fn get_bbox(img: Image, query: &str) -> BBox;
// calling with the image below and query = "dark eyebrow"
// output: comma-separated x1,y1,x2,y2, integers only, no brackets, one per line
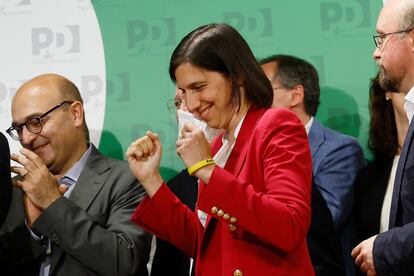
188,81,207,88
178,81,207,92
12,113,42,126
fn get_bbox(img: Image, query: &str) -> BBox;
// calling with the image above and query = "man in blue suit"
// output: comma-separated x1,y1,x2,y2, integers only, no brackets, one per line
352,1,414,275
261,55,365,276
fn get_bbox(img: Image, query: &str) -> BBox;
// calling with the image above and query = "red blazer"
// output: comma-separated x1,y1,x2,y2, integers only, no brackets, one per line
132,107,314,276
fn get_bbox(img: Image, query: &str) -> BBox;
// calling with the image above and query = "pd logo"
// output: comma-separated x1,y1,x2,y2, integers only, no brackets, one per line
0,0,31,14
131,124,166,145
223,9,273,38
80,75,105,107
106,72,131,102
32,25,80,60
0,80,24,114
320,0,371,33
0,0,30,9
127,18,176,55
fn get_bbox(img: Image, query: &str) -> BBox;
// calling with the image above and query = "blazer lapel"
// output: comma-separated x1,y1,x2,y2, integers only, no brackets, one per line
67,146,110,211
200,107,266,230
224,107,266,176
308,119,325,160
389,119,414,227
50,145,110,273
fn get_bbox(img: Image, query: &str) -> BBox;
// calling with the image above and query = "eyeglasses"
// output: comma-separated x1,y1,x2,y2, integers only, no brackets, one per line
6,101,73,141
373,28,413,50
167,98,182,112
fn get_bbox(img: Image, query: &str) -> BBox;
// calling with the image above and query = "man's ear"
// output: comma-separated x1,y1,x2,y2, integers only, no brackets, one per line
70,101,84,128
409,30,414,52
290,84,305,107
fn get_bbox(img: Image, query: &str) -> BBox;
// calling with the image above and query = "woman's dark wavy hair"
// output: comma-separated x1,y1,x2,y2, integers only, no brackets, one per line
368,73,398,160
169,23,273,109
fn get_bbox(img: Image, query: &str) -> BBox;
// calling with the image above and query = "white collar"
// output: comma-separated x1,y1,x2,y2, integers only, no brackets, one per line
304,116,314,135
404,86,414,124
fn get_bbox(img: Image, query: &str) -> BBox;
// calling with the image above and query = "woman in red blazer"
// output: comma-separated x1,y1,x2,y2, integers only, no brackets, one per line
127,23,314,276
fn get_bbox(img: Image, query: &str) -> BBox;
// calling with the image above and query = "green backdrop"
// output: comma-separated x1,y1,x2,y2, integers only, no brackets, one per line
94,0,382,180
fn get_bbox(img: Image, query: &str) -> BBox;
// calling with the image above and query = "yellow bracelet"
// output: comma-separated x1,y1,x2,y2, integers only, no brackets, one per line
188,159,215,176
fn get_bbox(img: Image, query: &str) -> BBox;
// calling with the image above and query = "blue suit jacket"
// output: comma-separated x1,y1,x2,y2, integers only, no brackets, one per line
308,119,365,276
374,117,414,275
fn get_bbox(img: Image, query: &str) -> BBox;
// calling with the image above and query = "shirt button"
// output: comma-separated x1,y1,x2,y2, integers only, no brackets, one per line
51,234,59,245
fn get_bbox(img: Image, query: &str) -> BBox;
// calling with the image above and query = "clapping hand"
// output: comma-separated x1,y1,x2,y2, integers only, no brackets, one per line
126,131,163,197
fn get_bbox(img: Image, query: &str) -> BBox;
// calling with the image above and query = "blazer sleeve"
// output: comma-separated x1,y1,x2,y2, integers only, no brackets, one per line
314,136,365,230
32,163,152,276
132,183,201,258
198,108,312,252
373,223,414,275
0,187,45,273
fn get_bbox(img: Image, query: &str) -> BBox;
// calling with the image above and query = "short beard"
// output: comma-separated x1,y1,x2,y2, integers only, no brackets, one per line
378,64,400,92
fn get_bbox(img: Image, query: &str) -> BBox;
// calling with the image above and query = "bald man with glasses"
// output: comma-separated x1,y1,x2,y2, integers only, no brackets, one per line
0,74,151,276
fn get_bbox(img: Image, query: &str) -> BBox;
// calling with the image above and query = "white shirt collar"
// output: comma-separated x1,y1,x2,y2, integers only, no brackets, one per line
404,86,414,124
62,144,93,198
304,116,314,135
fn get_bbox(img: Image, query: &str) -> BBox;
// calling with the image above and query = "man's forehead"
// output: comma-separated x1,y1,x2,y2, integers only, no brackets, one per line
377,13,396,32
261,61,278,79
11,89,60,122
377,1,405,32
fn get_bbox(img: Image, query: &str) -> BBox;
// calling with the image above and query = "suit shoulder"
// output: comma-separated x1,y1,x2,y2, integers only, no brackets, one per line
97,155,138,185
0,132,7,144
258,107,302,128
105,156,130,169
321,125,362,149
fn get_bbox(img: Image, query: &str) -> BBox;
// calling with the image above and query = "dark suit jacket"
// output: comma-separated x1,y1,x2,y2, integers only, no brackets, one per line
374,116,414,275
309,119,365,276
0,145,151,276
0,133,11,228
354,158,392,242
151,169,197,276
308,181,345,276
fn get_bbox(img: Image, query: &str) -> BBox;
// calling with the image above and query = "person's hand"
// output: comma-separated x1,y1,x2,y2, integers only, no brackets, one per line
176,123,211,166
11,148,62,210
126,131,163,197
352,235,377,276
23,195,42,227
176,123,214,181
22,184,67,227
